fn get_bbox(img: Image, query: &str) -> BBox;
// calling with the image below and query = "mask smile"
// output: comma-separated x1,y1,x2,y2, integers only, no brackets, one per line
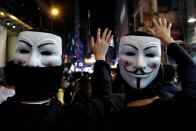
123,65,153,78
130,73,148,78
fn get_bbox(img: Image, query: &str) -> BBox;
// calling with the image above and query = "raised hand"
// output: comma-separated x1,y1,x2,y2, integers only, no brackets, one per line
148,18,174,45
90,28,113,60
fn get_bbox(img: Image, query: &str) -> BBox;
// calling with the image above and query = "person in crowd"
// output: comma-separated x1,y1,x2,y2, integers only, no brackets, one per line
0,69,15,104
158,64,181,99
91,18,196,130
0,28,113,131
70,76,92,104
57,76,67,105
0,82,15,104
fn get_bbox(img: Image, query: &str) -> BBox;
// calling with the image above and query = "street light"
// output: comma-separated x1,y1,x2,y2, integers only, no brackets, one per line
51,8,59,16
50,7,59,29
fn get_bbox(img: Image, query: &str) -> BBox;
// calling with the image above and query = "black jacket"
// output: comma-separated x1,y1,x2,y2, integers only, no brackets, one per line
0,61,113,131
94,43,196,130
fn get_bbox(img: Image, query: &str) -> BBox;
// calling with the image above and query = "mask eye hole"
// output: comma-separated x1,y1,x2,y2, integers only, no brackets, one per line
126,52,135,56
41,51,52,56
19,49,30,54
146,53,155,57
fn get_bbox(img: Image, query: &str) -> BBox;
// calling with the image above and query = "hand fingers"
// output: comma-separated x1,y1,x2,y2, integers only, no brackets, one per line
153,18,159,28
158,18,163,27
102,28,108,40
163,18,167,27
105,30,112,42
147,28,155,35
168,23,172,29
96,28,101,40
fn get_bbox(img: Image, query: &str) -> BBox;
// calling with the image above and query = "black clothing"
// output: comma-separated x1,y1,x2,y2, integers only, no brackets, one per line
94,43,196,130
158,82,181,99
0,60,112,131
4,61,64,101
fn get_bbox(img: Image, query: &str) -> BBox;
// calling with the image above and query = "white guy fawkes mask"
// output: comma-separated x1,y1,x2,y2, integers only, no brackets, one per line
119,35,161,90
14,31,62,67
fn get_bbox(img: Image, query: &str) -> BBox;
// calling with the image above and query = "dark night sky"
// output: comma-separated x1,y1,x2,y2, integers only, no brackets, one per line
79,0,115,34
1,0,116,37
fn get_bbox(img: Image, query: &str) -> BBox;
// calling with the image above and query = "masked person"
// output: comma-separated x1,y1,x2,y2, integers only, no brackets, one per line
0,29,113,131
92,18,196,130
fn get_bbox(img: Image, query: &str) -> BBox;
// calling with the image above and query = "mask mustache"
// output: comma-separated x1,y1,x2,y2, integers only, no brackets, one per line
133,68,146,75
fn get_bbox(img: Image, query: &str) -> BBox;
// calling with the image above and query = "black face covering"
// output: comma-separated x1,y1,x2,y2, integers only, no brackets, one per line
4,61,63,101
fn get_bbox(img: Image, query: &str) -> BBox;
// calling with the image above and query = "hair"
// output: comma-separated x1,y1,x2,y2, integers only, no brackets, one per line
125,31,154,37
28,28,62,38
